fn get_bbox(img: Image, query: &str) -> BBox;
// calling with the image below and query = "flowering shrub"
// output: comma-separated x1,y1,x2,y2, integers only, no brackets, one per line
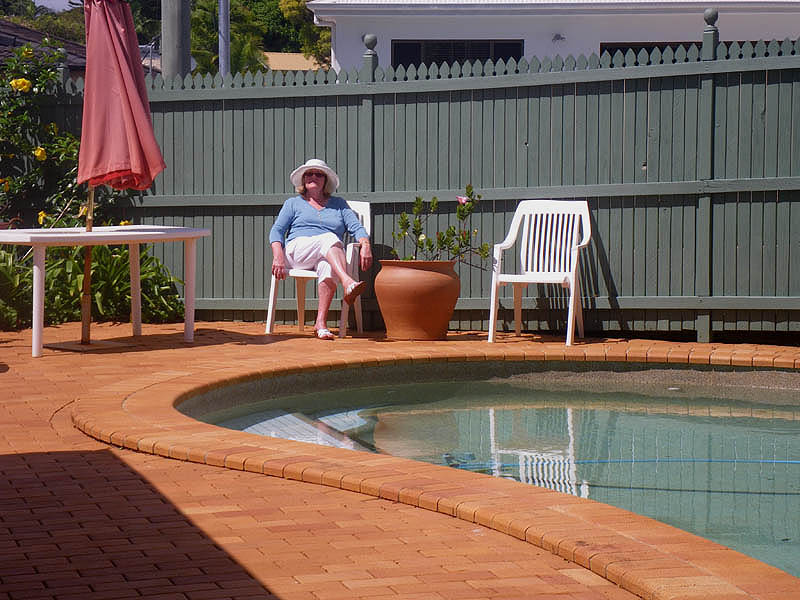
0,43,184,331
391,184,490,263
0,40,128,225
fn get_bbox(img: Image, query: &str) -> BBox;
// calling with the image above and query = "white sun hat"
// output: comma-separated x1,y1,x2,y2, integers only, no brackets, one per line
290,158,340,195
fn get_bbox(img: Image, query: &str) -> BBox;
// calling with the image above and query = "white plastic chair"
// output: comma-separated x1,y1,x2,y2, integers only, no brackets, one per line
488,200,591,345
265,200,371,338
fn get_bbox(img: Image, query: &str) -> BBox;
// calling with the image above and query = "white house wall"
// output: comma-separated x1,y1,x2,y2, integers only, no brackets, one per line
325,12,800,72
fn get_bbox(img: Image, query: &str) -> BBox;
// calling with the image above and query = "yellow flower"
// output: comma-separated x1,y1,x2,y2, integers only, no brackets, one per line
33,147,46,161
119,220,132,226
38,210,47,225
22,47,33,59
0,177,8,192
10,78,32,93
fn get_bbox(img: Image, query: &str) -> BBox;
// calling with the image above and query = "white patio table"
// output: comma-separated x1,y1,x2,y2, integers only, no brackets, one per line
0,225,211,357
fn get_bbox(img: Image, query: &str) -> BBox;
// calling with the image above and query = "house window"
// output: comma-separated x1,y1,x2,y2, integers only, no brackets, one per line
391,39,523,68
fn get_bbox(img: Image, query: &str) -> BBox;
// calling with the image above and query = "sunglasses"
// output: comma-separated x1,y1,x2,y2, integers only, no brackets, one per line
304,171,326,179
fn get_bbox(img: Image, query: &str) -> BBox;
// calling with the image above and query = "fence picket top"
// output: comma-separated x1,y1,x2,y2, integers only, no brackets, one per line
213,72,223,88
517,56,530,73
637,47,650,65
576,54,588,70
779,38,794,55
754,40,768,57
183,72,194,89
348,67,359,82
767,40,781,56
650,47,663,66
428,62,439,79
203,72,213,88
541,56,553,72
484,57,496,75
687,44,700,61
564,55,577,71
253,70,264,86
495,57,507,75
661,46,674,65
243,71,254,86
612,50,625,68
741,41,755,58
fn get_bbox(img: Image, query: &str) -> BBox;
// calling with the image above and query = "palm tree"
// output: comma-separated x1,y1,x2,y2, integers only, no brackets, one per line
191,0,266,76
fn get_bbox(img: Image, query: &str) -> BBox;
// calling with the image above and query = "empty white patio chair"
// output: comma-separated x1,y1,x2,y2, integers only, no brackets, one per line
265,200,371,338
488,199,591,345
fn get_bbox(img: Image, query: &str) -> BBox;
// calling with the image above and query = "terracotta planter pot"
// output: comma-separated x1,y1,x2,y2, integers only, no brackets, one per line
374,259,460,340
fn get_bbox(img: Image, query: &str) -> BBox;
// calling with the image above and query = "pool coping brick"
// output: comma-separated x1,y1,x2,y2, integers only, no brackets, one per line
2,321,799,600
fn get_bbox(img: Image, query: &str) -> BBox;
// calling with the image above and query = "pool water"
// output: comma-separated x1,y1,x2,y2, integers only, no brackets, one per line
214,378,800,577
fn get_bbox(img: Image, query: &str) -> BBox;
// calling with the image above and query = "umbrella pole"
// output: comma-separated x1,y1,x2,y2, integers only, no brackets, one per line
80,186,95,344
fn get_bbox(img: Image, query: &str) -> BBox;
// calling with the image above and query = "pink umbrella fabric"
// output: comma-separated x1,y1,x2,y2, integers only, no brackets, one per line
77,0,165,190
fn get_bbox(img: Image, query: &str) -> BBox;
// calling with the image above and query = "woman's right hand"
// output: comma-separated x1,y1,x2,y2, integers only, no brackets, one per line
271,242,287,280
271,258,287,280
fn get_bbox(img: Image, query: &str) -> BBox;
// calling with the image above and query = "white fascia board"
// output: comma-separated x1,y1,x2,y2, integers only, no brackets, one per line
308,1,800,18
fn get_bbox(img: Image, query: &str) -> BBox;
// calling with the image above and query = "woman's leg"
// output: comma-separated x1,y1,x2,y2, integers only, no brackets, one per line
315,278,337,331
324,243,357,289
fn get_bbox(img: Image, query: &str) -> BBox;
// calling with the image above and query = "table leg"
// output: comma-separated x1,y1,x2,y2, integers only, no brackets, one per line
183,238,197,342
32,246,45,358
129,243,141,336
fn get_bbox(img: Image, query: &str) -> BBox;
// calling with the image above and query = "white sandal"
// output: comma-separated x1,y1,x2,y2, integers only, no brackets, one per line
315,328,335,340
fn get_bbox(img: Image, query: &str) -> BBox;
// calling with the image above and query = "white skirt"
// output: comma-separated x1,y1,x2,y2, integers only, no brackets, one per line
285,232,342,284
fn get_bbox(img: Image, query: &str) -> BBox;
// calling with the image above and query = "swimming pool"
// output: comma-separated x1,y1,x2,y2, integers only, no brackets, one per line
187,361,800,578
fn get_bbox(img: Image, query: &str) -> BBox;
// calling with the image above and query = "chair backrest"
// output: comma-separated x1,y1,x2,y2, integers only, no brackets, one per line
346,200,371,236
510,200,591,276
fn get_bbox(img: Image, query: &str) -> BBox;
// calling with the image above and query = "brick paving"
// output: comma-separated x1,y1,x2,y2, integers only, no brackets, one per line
2,321,799,600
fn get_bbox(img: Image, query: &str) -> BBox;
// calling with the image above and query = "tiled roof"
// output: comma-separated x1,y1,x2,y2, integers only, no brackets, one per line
0,18,86,71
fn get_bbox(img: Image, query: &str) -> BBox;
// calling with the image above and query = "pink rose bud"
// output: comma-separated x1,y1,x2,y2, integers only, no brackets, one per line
456,195,469,205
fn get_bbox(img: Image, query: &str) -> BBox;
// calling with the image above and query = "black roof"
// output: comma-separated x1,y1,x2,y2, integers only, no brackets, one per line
0,18,86,73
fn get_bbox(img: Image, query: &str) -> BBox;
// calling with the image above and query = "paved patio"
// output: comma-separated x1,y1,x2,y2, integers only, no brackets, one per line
1,320,799,600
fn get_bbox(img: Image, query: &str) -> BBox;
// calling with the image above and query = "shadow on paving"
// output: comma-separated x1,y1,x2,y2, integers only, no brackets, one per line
0,449,276,599
38,326,285,355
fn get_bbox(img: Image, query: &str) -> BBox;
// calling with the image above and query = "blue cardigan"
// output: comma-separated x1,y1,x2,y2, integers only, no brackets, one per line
269,195,368,246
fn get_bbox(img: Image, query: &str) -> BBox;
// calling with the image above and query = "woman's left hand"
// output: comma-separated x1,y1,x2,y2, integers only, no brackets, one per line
359,238,373,271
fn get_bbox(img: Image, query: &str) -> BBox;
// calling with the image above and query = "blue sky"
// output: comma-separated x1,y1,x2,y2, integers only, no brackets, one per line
36,0,73,12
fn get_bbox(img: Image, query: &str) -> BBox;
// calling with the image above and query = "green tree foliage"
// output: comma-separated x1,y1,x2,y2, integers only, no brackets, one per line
0,42,184,330
278,0,330,67
128,0,162,45
0,0,38,17
4,8,86,44
245,0,300,53
191,0,267,75
0,41,88,223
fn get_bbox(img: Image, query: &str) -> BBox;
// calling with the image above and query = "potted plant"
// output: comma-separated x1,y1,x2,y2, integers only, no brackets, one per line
375,184,490,340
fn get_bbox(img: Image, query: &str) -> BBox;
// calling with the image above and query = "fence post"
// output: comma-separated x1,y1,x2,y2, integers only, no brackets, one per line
696,8,719,343
359,34,378,192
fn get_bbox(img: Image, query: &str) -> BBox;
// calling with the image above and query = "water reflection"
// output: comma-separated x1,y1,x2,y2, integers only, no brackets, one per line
359,397,799,577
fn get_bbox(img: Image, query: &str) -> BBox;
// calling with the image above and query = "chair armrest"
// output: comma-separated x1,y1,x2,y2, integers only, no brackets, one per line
345,241,360,273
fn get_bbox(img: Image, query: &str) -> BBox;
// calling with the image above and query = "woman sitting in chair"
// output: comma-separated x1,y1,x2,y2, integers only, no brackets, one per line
269,159,372,340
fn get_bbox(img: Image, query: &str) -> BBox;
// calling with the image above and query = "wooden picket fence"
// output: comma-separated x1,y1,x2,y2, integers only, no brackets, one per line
54,13,800,341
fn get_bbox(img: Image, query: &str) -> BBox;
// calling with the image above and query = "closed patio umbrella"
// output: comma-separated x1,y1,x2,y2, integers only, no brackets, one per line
76,0,166,343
